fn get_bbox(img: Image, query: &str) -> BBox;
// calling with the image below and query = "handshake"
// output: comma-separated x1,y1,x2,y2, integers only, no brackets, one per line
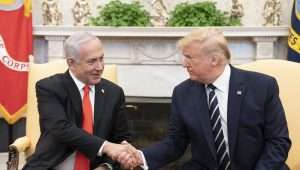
102,140,144,170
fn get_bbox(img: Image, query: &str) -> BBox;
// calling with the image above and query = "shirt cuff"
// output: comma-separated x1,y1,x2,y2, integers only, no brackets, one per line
98,140,107,156
138,150,149,170
100,163,113,170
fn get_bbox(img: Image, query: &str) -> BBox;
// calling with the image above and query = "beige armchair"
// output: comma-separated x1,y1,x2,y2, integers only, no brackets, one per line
238,59,300,170
7,59,117,170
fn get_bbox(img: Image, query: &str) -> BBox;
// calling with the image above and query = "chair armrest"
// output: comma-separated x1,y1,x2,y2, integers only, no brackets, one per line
9,136,31,153
7,136,31,170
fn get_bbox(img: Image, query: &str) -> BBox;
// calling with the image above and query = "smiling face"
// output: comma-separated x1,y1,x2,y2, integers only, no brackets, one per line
68,38,104,85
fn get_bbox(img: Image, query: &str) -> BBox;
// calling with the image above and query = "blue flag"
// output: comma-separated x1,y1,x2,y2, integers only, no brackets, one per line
288,0,300,62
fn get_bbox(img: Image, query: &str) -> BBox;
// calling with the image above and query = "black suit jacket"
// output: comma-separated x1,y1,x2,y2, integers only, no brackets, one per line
143,66,291,170
23,71,130,170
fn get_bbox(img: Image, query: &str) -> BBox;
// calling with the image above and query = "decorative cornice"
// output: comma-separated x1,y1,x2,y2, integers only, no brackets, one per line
33,26,289,37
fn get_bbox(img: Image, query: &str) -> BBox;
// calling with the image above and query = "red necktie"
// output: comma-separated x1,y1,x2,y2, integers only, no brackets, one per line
74,85,93,170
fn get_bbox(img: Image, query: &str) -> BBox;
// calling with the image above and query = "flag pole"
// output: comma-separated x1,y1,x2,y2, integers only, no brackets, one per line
8,123,13,146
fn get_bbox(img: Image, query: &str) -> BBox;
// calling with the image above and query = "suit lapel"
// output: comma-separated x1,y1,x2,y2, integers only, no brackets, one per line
62,71,83,126
94,81,106,132
63,72,107,132
191,82,216,159
227,66,246,158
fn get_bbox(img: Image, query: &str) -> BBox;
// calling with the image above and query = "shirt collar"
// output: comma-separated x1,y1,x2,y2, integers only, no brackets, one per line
69,70,95,93
211,64,231,93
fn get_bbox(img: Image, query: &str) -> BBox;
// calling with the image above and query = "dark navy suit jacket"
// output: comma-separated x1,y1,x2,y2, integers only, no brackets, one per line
143,66,291,170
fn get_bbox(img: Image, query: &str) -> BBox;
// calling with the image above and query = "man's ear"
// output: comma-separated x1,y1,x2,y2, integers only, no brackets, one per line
66,58,75,67
211,55,219,66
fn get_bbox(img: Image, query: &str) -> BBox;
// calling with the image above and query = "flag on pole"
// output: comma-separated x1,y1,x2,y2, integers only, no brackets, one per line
0,0,32,124
288,0,300,62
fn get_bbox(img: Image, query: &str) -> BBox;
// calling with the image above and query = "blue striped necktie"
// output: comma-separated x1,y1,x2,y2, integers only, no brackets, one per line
207,84,231,170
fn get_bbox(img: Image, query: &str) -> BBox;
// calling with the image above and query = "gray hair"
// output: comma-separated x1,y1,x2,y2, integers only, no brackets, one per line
64,32,98,61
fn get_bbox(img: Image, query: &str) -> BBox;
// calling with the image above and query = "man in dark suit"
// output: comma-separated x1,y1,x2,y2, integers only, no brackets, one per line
23,32,134,170
118,28,291,170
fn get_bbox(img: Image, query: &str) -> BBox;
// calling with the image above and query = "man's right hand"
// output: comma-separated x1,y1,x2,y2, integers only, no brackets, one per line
102,141,142,169
102,141,129,160
117,141,143,169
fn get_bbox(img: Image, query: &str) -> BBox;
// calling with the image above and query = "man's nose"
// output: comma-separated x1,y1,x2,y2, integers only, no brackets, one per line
95,61,104,70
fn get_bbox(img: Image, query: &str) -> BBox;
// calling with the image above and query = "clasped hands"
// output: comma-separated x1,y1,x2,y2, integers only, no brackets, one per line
103,141,143,169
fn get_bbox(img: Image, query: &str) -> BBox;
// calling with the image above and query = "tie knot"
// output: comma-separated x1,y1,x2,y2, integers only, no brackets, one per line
83,85,90,94
207,84,216,90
